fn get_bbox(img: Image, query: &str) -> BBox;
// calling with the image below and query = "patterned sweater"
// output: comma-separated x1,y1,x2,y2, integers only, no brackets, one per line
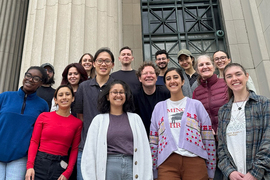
150,98,216,179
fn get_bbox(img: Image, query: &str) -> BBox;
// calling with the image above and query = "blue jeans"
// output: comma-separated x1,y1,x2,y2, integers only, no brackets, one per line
106,154,133,180
0,157,27,180
77,150,83,180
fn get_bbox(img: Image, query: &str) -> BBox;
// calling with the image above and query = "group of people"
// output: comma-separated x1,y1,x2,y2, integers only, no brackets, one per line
0,46,269,180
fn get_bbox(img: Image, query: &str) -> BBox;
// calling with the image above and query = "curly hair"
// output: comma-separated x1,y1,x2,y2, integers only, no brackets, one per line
61,63,88,85
97,80,135,113
136,61,159,78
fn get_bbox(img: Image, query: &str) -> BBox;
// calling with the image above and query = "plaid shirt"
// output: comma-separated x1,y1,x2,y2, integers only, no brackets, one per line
217,91,270,180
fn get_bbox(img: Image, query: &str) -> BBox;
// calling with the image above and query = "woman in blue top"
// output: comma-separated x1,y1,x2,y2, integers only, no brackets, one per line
0,66,49,180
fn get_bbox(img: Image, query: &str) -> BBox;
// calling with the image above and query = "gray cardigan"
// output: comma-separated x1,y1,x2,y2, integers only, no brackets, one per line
182,72,198,98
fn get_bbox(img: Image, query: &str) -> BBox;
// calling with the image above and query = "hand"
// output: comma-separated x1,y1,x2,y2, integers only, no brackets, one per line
25,168,35,180
57,174,67,180
229,171,245,180
243,172,257,180
208,178,213,180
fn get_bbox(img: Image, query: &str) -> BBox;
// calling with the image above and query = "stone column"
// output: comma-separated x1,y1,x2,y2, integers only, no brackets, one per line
20,0,122,87
0,0,29,93
220,0,270,97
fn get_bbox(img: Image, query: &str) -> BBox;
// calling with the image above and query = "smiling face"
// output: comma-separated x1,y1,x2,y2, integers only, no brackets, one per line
197,56,215,80
178,54,194,71
119,49,134,66
54,87,74,109
165,70,185,94
67,67,80,85
213,51,231,71
155,54,169,70
22,69,43,94
138,66,157,88
94,52,114,76
81,54,93,72
224,65,249,93
108,84,126,109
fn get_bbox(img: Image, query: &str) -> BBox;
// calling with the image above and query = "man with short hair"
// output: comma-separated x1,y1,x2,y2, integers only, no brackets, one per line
110,46,141,93
73,47,115,180
133,62,170,135
155,50,170,85
36,63,55,109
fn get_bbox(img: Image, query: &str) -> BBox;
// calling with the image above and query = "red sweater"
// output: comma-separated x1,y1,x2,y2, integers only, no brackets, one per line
192,74,228,132
27,111,82,179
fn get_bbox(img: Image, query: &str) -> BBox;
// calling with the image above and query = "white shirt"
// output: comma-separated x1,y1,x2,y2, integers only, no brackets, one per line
167,97,197,157
227,101,247,174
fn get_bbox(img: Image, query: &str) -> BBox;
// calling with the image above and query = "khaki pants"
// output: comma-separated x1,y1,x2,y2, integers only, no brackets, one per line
158,153,208,180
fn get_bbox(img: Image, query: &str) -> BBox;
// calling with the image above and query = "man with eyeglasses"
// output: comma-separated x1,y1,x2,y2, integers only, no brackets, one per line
36,63,55,109
73,47,115,180
110,46,141,93
133,62,170,135
155,50,170,85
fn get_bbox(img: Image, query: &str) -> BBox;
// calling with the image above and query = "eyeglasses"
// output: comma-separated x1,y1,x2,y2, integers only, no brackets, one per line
214,56,227,62
156,57,167,61
110,91,125,96
95,59,112,65
24,73,42,83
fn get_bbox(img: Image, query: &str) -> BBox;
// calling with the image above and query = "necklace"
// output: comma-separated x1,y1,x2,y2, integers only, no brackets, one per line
234,93,249,110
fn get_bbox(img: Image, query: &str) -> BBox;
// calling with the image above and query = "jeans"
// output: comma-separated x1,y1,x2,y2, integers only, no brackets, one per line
34,151,68,180
0,157,27,180
77,150,83,180
106,154,133,180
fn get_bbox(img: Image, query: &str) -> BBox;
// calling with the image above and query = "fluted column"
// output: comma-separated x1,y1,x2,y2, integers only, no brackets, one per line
20,0,122,87
0,0,29,93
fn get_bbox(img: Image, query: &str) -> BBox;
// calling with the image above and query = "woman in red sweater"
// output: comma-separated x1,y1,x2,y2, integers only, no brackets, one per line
25,84,83,180
192,54,228,180
193,54,228,136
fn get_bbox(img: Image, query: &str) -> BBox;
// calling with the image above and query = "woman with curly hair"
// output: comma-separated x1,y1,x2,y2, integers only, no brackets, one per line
81,80,152,180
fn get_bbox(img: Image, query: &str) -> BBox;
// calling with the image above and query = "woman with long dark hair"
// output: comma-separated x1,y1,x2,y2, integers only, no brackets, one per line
50,63,88,114
81,80,152,180
79,53,95,79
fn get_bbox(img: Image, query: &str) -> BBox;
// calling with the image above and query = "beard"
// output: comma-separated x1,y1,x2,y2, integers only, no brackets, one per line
158,63,168,70
44,76,55,85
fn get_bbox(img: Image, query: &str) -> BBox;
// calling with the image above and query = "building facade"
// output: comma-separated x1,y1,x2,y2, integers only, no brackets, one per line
0,0,270,97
